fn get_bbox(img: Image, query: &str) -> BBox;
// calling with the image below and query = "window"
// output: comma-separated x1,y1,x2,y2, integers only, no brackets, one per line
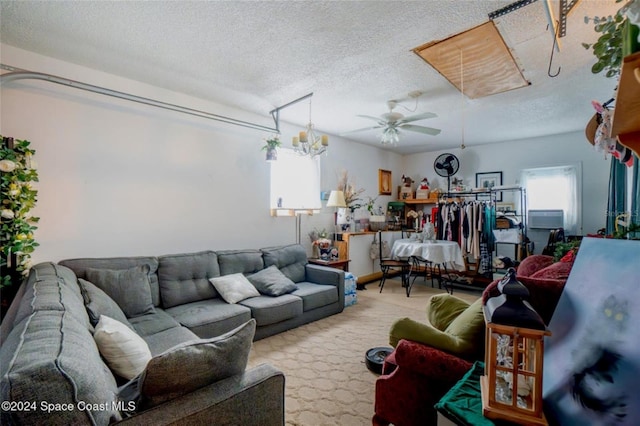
521,164,581,235
270,149,321,215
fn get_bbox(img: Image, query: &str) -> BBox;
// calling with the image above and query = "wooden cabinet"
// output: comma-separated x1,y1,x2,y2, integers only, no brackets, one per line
335,231,402,284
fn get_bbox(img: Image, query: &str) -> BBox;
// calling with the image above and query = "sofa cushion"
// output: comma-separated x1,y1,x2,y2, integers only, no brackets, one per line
239,294,303,326
529,260,573,281
444,298,485,348
158,251,220,308
85,265,155,318
138,319,256,408
427,294,472,331
261,244,308,283
209,273,260,304
217,249,264,276
94,315,152,380
165,299,252,339
59,256,161,307
390,297,486,358
291,282,339,311
248,265,298,296
142,326,200,356
516,254,554,277
14,263,91,331
0,310,121,425
79,278,134,331
128,308,182,337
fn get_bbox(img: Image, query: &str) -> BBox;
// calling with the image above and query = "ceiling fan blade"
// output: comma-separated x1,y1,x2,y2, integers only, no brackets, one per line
400,124,441,136
356,114,386,124
339,125,383,136
398,111,437,124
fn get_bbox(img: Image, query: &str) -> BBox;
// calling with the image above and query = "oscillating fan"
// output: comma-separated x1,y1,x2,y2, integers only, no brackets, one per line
433,153,460,193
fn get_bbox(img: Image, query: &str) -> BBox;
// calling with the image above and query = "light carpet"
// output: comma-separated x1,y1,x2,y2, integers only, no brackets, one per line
247,279,480,426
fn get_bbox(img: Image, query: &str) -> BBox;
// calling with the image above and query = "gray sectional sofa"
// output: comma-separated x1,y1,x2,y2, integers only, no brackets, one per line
0,244,345,425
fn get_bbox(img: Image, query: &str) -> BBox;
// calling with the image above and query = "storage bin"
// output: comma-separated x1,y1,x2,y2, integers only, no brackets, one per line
492,229,521,243
345,272,357,307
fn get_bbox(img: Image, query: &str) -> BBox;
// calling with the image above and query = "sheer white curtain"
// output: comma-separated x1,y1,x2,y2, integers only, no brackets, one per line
521,164,581,235
270,148,321,212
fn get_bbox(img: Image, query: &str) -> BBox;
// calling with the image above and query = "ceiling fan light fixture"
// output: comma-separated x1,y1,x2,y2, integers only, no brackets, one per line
380,127,399,145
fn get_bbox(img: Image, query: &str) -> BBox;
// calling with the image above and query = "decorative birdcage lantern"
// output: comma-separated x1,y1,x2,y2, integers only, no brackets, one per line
480,268,551,425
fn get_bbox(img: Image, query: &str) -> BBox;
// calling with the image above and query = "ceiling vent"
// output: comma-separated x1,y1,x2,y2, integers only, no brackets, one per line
413,21,529,99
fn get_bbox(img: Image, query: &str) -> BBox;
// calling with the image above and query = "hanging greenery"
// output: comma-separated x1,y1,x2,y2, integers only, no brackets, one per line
583,0,640,77
1,136,40,288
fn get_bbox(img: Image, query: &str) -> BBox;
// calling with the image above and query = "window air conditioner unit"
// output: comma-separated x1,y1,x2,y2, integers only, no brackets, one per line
528,210,564,229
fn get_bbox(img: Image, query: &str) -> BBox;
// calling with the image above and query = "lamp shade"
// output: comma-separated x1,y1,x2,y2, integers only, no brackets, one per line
327,190,347,208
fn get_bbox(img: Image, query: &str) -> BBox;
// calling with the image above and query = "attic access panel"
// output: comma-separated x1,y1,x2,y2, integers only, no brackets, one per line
413,21,529,99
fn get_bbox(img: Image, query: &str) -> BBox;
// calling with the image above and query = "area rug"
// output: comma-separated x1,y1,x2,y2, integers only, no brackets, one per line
247,281,480,425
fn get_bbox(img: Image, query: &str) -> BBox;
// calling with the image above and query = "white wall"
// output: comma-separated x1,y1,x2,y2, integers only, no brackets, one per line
403,133,611,241
0,45,403,263
1,45,610,264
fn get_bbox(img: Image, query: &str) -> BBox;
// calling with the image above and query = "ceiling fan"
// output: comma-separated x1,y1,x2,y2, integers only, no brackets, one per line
341,100,441,145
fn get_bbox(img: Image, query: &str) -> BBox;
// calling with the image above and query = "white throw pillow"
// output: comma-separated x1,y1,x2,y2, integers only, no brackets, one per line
209,273,260,304
93,315,152,380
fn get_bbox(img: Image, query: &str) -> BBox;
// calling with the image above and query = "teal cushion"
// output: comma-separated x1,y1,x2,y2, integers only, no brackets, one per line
434,361,493,426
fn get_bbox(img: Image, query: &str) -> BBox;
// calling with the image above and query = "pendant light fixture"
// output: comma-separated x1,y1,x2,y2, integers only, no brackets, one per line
292,96,328,157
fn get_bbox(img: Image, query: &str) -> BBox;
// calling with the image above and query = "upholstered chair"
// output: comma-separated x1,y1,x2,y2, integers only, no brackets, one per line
373,254,570,426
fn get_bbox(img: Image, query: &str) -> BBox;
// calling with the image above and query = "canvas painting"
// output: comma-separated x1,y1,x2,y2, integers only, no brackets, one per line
543,237,640,425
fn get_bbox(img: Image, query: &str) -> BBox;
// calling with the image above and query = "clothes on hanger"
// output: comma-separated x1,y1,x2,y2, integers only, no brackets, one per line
435,199,495,275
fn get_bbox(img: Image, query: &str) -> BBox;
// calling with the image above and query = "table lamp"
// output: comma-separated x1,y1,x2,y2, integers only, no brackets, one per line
327,190,347,236
481,268,550,425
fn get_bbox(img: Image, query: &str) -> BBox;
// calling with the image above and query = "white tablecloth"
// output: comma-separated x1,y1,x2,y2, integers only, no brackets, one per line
390,239,466,271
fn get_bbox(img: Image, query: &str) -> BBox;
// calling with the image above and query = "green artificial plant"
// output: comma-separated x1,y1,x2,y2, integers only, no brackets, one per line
583,0,639,77
1,136,40,288
261,136,282,151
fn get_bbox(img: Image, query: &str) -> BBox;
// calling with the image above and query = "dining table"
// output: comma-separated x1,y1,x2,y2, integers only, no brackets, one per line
390,238,466,272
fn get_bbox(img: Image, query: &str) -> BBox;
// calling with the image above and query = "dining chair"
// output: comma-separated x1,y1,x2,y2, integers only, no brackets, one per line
377,231,411,296
407,256,440,295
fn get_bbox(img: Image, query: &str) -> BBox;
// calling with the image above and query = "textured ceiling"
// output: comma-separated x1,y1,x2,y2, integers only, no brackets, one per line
0,0,621,154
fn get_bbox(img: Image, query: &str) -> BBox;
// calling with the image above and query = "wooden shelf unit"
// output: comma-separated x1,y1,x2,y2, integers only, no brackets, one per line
610,52,640,156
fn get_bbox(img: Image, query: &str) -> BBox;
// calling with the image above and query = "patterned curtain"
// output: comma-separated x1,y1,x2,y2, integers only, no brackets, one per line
606,157,627,235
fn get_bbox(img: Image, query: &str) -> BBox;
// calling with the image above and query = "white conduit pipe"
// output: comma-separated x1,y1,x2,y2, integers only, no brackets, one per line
0,64,279,134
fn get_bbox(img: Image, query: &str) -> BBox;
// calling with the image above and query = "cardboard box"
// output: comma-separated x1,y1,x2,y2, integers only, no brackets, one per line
398,186,414,200
416,189,430,199
428,189,441,201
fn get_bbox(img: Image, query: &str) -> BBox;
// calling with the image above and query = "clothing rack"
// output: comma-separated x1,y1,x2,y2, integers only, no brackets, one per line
432,187,527,293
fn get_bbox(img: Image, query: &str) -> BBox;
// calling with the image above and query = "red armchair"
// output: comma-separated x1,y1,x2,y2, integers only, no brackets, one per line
373,255,569,426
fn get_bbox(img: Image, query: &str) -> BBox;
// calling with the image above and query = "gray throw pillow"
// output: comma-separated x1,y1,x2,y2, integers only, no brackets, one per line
138,319,256,408
209,273,260,304
85,265,155,318
248,265,298,296
79,278,134,330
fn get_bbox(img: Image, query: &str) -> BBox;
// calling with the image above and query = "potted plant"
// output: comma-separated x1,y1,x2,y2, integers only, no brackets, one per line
337,170,365,215
262,136,281,161
365,196,386,231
